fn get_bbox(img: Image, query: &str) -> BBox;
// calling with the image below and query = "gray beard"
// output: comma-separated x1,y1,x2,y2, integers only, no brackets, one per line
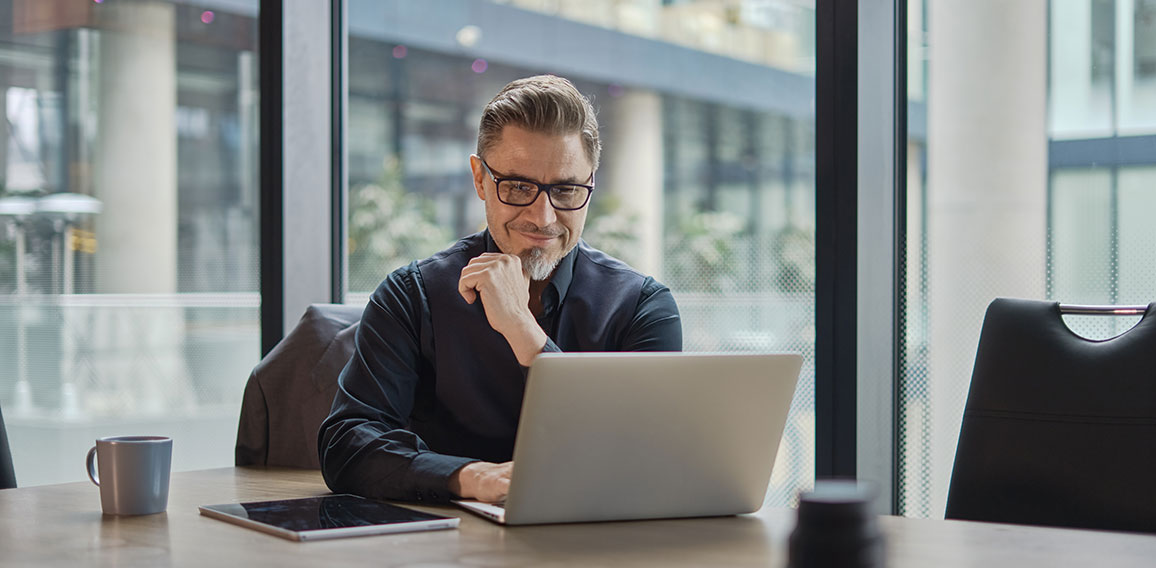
521,247,560,281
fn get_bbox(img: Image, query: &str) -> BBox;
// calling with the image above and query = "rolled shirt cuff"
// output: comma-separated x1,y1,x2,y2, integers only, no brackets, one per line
404,452,480,503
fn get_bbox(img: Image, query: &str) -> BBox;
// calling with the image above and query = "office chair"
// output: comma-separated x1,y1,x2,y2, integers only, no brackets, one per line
235,303,364,469
945,297,1156,532
1,403,15,489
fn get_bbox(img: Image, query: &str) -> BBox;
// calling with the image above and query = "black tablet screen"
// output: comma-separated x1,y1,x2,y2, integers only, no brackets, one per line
205,494,450,532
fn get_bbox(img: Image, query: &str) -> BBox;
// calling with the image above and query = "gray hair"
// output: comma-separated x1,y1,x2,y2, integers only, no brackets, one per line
476,75,601,171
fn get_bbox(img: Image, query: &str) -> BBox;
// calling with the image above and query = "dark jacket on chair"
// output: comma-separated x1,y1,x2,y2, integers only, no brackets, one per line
235,304,364,469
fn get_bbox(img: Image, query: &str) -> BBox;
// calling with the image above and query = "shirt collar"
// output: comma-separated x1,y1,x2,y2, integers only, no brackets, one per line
483,229,578,306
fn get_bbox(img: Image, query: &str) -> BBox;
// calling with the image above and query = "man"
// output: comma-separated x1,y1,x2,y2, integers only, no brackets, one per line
318,75,681,505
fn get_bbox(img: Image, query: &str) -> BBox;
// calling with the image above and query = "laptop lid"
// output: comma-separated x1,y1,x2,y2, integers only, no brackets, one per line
496,352,801,525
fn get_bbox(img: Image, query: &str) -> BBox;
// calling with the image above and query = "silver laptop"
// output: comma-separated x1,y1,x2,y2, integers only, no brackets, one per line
455,352,802,525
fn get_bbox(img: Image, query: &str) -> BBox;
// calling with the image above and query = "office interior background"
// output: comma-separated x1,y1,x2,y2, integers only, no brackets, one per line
0,0,1153,519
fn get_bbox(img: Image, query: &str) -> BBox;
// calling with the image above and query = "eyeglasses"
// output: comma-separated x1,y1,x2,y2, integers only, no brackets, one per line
479,158,595,211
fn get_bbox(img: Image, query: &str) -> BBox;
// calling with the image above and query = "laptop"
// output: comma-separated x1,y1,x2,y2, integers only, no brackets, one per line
454,351,802,525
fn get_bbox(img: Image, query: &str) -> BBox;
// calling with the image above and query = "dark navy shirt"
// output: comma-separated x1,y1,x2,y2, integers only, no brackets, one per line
318,231,682,503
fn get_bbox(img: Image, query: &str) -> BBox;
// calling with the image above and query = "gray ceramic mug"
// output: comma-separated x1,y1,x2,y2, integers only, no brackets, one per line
85,436,172,515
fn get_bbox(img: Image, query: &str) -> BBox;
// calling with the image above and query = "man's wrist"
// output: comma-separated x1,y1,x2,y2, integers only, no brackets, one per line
449,462,479,499
499,314,547,366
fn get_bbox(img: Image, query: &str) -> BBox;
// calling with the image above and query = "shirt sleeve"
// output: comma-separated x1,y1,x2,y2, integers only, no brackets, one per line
534,277,680,357
317,264,477,503
620,277,683,351
536,277,682,357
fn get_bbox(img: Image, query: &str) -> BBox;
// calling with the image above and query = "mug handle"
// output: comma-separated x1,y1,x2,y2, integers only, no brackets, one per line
85,446,100,486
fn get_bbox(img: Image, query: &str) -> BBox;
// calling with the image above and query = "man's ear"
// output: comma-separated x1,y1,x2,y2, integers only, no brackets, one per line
469,154,486,201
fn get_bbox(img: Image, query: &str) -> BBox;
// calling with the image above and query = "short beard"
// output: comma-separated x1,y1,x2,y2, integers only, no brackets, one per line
521,247,560,281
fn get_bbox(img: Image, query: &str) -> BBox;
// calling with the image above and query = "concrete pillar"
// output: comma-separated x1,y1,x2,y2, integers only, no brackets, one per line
79,2,189,417
92,1,177,294
925,0,1048,517
601,89,664,277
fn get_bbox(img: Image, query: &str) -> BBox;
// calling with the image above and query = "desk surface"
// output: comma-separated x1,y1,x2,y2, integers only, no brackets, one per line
2,467,1156,567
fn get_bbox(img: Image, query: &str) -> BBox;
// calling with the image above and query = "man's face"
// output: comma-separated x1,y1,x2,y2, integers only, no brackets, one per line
471,125,593,281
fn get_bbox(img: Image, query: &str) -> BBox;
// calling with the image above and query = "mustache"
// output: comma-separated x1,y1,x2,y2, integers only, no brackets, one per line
508,222,564,238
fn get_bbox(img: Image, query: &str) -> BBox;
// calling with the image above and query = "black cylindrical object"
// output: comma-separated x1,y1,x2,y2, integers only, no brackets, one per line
788,480,885,568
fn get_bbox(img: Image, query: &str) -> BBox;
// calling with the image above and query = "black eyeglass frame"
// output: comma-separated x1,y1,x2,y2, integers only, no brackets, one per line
479,158,595,211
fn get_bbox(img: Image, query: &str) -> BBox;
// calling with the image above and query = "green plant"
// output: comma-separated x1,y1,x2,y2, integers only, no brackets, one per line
665,210,745,293
770,225,814,293
347,160,451,293
581,193,641,267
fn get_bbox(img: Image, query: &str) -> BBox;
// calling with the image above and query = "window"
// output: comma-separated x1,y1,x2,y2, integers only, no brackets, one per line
900,0,1156,517
0,0,260,485
344,0,817,506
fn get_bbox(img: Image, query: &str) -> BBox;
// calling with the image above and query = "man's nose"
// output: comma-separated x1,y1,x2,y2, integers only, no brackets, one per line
522,190,557,227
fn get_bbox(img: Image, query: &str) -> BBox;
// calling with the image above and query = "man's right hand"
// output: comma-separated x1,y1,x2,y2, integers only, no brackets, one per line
449,461,513,503
458,253,548,366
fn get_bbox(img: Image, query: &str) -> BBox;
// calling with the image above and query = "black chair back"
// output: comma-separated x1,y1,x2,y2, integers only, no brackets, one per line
0,404,15,489
945,297,1156,532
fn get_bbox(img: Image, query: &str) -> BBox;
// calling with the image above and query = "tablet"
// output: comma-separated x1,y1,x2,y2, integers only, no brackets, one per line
199,494,460,541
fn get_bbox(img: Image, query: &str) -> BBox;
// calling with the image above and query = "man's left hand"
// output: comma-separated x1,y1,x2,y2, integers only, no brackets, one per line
458,252,547,366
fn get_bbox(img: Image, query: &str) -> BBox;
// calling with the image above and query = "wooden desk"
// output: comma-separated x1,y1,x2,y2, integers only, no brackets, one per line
2,467,1156,567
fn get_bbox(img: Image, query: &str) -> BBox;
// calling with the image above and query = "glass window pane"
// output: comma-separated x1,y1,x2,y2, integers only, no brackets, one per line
1050,0,1115,138
1120,0,1156,131
1118,166,1156,300
346,0,816,507
902,0,1156,518
1050,169,1113,304
0,1,260,486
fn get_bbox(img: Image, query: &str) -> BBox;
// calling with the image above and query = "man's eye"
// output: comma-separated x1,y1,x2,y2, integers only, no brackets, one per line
509,182,536,193
553,186,581,197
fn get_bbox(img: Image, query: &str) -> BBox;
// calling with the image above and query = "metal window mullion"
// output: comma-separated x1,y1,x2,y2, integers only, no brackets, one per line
331,0,348,304
815,0,859,481
890,0,907,516
261,0,336,354
259,0,285,356
855,0,902,515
